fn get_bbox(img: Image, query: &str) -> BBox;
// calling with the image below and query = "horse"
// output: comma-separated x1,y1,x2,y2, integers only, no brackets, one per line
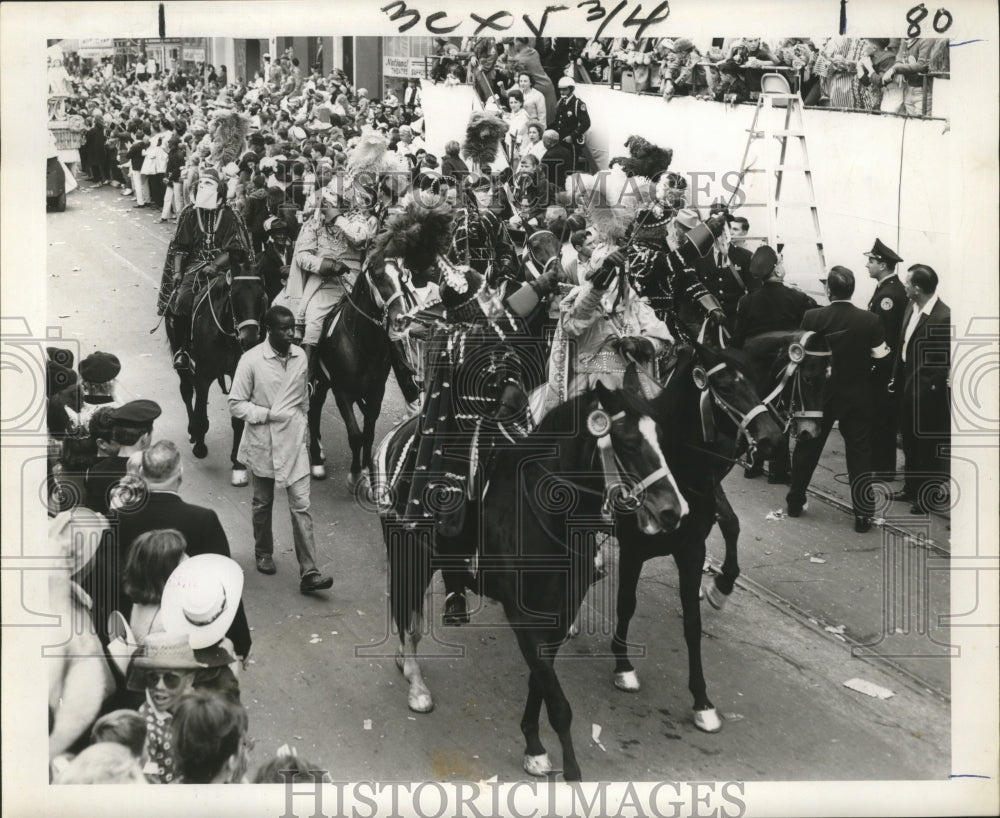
165,248,266,486
607,339,785,731
705,329,831,603
376,365,688,782
307,256,422,490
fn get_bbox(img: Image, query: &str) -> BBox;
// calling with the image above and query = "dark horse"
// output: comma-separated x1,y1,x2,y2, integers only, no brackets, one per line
376,366,687,781
307,257,421,490
165,248,266,486
607,340,784,732
705,329,832,608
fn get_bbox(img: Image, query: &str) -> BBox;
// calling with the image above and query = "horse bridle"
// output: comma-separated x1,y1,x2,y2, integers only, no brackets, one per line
759,330,830,436
692,358,770,452
344,261,419,330
588,407,673,516
201,270,264,338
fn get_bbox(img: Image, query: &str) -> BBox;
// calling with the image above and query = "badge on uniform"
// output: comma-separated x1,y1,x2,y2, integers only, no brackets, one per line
880,297,894,311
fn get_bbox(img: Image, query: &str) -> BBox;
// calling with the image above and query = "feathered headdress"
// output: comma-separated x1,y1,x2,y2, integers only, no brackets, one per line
346,130,410,202
566,168,654,243
208,109,251,168
609,135,673,182
370,201,455,282
461,111,508,169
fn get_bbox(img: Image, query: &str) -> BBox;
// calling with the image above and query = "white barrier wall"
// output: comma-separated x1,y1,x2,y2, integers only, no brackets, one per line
576,85,951,306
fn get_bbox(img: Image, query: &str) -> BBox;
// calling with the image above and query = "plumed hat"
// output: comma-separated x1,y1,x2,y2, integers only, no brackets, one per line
567,168,651,243
371,200,455,281
611,135,674,182
461,111,508,168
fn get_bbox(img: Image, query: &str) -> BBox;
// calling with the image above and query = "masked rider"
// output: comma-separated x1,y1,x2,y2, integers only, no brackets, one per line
275,183,378,390
159,167,255,371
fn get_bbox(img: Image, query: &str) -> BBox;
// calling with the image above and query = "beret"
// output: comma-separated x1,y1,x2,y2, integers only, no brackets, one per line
79,351,121,383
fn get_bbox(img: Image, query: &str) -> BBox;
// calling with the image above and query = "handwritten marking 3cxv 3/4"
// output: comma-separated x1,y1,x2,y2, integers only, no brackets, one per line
380,0,671,40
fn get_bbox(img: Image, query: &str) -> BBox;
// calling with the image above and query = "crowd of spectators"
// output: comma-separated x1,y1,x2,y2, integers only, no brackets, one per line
424,36,949,117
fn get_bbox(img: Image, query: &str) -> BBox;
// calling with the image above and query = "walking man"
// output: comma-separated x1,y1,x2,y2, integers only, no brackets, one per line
228,305,333,594
786,267,891,533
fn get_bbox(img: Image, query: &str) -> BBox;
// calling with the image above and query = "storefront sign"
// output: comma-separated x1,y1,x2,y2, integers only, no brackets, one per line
382,55,427,78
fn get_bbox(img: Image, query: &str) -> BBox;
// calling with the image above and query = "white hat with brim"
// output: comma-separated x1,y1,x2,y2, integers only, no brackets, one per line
160,554,243,649
49,508,110,582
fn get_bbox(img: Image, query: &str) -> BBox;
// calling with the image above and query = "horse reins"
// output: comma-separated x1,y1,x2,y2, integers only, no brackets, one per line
758,331,830,435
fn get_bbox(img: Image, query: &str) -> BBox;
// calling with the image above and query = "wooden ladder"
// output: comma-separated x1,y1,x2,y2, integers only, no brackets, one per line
735,89,826,276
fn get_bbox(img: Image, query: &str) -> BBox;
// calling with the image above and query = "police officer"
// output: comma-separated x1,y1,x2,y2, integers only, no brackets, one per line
733,245,817,482
864,238,907,478
786,267,890,532
553,76,590,171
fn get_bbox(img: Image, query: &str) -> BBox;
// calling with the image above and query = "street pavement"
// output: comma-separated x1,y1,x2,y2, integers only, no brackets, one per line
42,185,952,782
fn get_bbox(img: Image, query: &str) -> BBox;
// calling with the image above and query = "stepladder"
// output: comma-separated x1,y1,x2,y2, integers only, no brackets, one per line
734,84,826,287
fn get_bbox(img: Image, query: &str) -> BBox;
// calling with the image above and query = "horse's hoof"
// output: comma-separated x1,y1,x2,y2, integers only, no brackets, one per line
346,472,367,493
230,469,248,488
523,753,553,777
408,687,434,713
395,651,405,672
311,464,327,480
192,443,208,459
567,623,580,638
706,582,729,611
614,670,641,692
693,707,722,733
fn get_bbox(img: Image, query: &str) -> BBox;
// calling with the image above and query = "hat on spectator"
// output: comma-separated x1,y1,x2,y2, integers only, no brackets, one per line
130,631,235,674
79,351,121,383
672,38,696,52
558,76,576,89
110,399,161,428
49,507,110,582
289,125,307,142
750,245,779,279
160,554,244,649
863,238,903,266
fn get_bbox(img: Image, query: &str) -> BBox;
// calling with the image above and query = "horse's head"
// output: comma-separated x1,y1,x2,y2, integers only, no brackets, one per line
227,249,266,350
523,230,565,285
592,367,688,535
784,330,830,441
370,258,421,336
692,341,783,459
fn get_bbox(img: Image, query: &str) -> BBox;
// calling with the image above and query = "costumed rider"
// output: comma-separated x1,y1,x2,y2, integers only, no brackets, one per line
544,170,675,416
158,166,255,371
387,202,567,625
449,171,520,290
624,197,726,344
274,177,378,391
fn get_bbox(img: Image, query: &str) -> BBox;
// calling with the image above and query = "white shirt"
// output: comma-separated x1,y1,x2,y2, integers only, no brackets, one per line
902,293,939,362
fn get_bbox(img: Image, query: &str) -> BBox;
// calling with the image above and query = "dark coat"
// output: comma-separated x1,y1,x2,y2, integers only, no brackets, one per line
86,491,253,659
800,301,886,406
867,273,908,361
733,280,817,347
892,296,951,420
539,141,574,192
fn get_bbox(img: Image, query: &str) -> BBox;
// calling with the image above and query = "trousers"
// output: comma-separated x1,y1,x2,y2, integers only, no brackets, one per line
251,472,319,577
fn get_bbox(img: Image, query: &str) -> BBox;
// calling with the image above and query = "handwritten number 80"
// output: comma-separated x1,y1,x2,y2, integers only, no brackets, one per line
906,4,954,37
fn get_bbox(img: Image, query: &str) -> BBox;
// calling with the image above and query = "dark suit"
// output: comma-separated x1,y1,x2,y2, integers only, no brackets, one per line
85,491,253,658
83,455,128,516
694,248,751,334
539,141,574,195
552,93,590,170
892,297,951,503
867,273,909,475
732,280,818,348
788,301,887,519
729,245,753,289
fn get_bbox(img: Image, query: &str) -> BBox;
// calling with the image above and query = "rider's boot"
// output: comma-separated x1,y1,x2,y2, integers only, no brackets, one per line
303,344,318,397
172,314,193,372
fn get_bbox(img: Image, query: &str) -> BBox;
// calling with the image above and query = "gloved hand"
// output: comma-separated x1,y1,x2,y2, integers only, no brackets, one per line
319,258,348,277
172,272,183,285
588,250,624,291
531,266,564,298
618,336,656,363
707,307,726,327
